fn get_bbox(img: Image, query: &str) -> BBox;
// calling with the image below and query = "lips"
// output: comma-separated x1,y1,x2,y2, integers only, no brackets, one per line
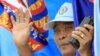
59,42,70,47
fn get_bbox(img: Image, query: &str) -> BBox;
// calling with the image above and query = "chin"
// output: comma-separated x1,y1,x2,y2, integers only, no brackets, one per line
61,50,75,56
59,45,76,56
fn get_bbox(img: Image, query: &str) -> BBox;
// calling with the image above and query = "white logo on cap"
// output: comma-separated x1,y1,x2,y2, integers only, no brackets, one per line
59,6,68,15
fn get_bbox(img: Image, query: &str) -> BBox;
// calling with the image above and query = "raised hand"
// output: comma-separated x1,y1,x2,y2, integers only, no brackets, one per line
11,9,33,47
72,24,94,56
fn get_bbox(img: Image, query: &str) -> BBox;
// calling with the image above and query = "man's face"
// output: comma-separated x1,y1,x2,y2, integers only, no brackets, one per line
54,22,76,56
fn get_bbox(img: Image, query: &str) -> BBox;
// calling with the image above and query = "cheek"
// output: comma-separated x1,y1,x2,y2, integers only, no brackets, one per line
66,30,73,33
54,36,60,46
54,37,58,43
66,31,73,36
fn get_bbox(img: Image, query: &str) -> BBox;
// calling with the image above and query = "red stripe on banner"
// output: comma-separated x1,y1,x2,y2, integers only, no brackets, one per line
18,0,22,3
28,37,45,52
89,0,94,3
18,0,26,7
1,1,18,10
29,1,45,15
37,16,48,33
32,15,48,33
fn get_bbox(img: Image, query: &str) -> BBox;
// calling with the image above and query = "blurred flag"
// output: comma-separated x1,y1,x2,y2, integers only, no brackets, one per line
94,0,100,56
26,0,49,52
0,3,19,56
72,0,94,56
0,0,49,56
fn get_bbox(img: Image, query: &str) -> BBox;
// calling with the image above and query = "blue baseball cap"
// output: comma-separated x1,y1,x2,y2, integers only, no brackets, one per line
44,2,74,30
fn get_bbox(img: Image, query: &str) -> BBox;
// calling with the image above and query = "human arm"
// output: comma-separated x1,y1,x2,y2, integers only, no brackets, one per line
11,9,33,56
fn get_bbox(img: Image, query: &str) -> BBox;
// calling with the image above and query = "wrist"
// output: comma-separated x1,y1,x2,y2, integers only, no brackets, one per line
79,48,92,56
17,43,29,48
17,43,32,56
13,36,29,47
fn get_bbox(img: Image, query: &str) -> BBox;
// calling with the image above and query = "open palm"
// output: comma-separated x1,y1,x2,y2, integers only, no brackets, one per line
11,9,33,46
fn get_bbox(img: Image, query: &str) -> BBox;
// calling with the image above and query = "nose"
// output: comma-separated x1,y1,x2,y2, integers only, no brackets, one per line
58,31,67,40
59,36,66,40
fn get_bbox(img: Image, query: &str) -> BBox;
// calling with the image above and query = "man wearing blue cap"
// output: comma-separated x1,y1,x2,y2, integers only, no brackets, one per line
44,2,94,56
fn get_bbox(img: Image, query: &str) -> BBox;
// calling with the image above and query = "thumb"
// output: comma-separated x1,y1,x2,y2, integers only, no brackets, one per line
28,21,34,30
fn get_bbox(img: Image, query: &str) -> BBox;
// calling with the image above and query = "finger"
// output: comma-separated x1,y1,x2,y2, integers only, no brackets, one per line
83,24,94,32
72,31,85,39
24,10,30,23
10,16,16,26
14,9,20,23
72,33,83,42
18,8,25,23
28,21,34,30
84,24,94,37
75,27,89,36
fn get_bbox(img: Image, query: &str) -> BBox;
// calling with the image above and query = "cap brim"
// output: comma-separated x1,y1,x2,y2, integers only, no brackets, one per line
43,16,73,30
